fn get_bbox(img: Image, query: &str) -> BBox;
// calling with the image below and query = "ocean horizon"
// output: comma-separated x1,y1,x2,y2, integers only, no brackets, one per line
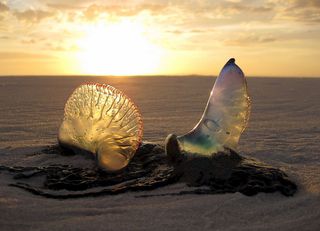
1,75,320,79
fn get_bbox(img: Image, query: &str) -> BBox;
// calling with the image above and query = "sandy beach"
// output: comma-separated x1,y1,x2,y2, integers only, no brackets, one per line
0,76,319,230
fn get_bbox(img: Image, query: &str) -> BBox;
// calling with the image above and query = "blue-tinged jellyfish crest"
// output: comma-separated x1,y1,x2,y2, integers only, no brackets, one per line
166,58,251,157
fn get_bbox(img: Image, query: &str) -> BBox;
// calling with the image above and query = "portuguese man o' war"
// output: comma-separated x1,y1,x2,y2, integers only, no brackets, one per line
58,83,143,172
0,59,297,198
165,58,251,160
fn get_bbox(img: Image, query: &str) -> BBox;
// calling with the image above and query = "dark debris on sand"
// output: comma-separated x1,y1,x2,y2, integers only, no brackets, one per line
0,143,297,199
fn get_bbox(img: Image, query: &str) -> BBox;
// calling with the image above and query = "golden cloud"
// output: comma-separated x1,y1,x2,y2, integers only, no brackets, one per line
14,9,55,23
0,2,9,12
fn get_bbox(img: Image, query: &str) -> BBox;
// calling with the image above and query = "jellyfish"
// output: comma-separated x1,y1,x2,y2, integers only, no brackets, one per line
165,58,251,161
58,83,143,172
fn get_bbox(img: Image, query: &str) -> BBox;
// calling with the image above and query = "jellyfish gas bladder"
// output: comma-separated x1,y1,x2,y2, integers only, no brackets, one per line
165,58,251,160
58,83,143,172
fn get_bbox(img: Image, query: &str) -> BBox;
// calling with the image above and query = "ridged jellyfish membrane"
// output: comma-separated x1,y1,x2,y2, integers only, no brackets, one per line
58,83,143,172
165,58,251,160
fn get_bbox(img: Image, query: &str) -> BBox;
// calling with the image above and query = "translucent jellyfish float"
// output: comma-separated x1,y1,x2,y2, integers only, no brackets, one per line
165,58,251,160
58,83,143,172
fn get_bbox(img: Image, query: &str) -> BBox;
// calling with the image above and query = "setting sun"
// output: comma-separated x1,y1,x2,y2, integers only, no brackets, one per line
76,20,163,75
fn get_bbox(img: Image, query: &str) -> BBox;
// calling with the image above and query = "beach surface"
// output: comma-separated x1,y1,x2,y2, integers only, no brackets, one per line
0,76,319,230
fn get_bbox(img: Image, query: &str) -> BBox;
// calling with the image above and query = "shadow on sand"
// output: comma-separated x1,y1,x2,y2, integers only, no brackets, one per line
0,143,297,199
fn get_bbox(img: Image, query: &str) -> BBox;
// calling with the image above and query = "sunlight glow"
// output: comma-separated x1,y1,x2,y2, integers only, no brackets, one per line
76,20,163,75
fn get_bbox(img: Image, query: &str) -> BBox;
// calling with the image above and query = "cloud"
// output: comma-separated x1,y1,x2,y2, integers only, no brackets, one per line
18,1,275,26
13,9,54,23
169,1,273,17
0,35,10,39
224,33,277,46
166,29,212,35
285,9,320,23
146,1,276,30
82,3,167,21
290,0,320,8
0,52,55,59
271,0,320,23
21,39,37,44
44,0,93,7
47,3,84,11
216,1,273,14
44,42,79,52
0,2,9,12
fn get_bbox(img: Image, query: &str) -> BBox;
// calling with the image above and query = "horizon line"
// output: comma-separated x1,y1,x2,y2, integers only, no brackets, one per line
0,74,320,78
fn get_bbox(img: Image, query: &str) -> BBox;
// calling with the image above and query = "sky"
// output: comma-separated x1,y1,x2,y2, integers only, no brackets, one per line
0,0,319,77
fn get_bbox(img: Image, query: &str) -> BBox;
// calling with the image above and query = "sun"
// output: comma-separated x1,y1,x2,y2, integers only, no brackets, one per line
76,20,163,75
